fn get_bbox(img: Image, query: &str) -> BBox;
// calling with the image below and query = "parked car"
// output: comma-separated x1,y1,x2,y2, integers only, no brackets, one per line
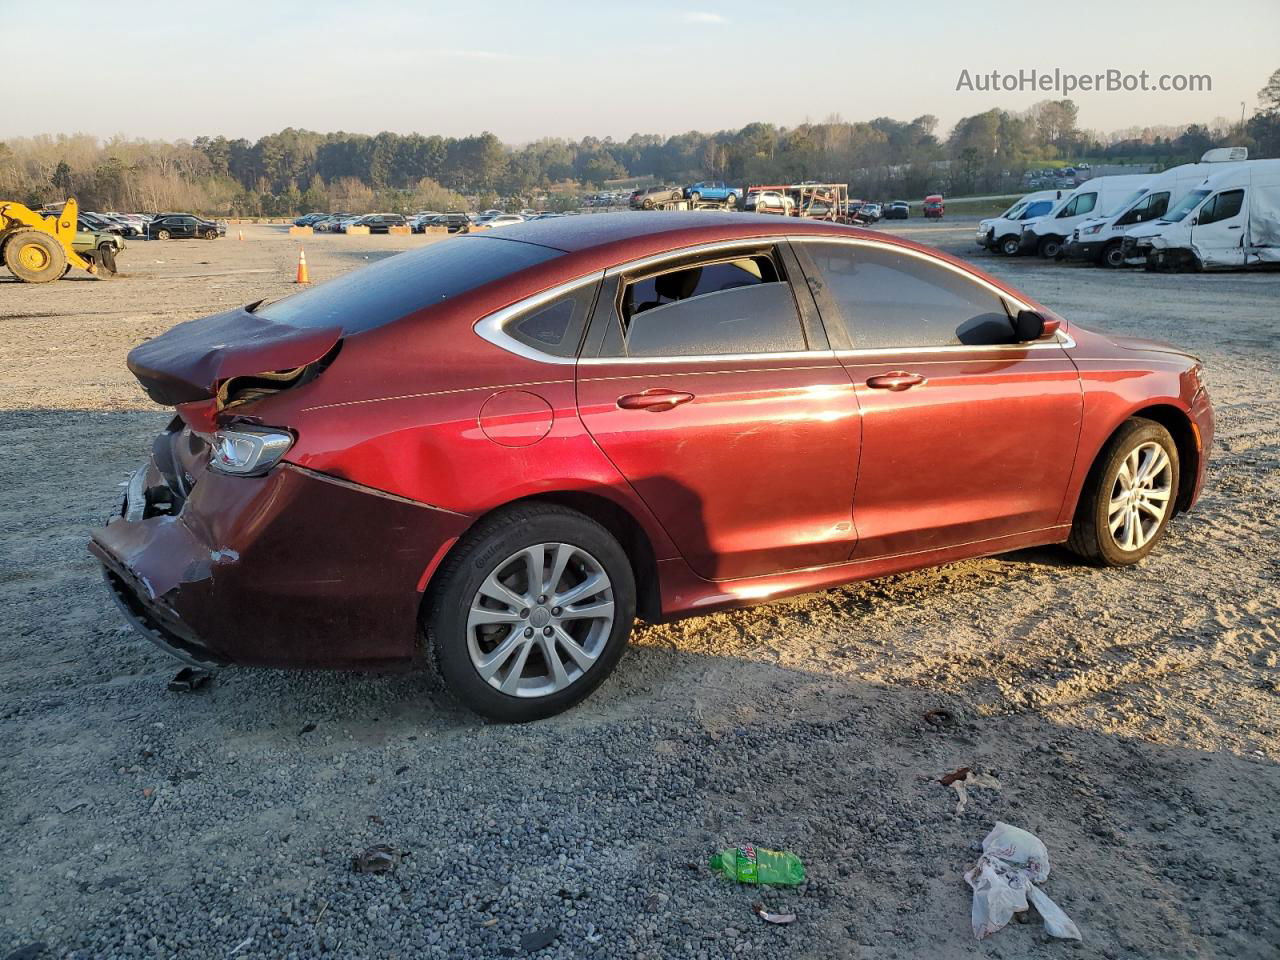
884,201,910,219
474,214,526,229
72,226,125,273
744,190,795,214
684,181,741,206
630,186,684,210
147,214,222,240
293,213,327,227
977,190,1063,255
349,214,408,234
96,212,1213,721
923,195,945,219
854,202,883,223
332,215,366,234
436,213,473,234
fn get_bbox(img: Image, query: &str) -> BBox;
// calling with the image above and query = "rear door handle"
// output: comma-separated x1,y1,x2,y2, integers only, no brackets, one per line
616,389,695,412
866,372,926,391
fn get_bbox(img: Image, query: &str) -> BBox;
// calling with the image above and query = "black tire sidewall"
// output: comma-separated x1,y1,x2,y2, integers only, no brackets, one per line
1102,242,1124,268
1039,237,1061,259
1087,420,1180,566
429,508,636,722
1000,236,1020,256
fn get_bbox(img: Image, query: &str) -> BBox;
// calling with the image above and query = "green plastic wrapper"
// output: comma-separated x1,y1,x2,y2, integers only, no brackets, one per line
708,845,805,885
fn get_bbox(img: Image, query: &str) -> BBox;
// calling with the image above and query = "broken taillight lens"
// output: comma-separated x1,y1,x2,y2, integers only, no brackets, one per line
210,427,294,476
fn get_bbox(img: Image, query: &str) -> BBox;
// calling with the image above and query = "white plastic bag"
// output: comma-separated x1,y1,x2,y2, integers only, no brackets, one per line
964,822,1081,941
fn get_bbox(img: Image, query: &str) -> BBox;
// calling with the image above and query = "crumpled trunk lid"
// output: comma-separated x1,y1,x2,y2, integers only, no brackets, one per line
127,303,342,406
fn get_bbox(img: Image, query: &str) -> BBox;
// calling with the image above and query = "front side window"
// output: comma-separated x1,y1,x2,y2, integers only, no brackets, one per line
611,252,805,358
1197,189,1244,225
1058,192,1097,218
804,241,1015,349
1117,191,1170,225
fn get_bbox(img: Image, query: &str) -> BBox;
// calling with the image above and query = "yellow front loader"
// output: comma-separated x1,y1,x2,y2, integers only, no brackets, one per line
0,197,98,283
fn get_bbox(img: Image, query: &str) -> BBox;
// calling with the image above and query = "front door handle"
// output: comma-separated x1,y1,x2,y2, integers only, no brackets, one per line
617,389,695,412
866,372,926,391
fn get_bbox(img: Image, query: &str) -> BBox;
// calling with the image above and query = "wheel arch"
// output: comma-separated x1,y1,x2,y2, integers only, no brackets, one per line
1077,403,1200,516
420,490,663,624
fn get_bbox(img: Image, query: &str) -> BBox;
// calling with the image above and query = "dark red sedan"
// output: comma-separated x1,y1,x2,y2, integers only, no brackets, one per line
91,213,1213,720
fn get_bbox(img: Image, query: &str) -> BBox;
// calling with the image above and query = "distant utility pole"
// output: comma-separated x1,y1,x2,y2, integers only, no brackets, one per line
1240,101,1246,128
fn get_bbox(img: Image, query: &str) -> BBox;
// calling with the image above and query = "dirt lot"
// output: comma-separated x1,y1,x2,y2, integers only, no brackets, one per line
1,220,1277,959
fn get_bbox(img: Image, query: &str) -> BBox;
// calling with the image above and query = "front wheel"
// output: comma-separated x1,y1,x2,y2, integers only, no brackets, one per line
425,504,636,721
205,229,218,239
999,235,1021,256
1037,236,1062,259
1067,419,1180,566
1100,241,1126,268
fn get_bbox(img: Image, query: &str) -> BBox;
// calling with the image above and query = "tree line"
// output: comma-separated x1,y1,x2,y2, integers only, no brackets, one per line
2,71,1277,216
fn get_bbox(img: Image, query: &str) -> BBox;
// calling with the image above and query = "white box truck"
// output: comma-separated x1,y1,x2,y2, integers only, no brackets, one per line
1122,158,1280,270
1064,148,1249,267
1017,175,1153,258
975,190,1065,255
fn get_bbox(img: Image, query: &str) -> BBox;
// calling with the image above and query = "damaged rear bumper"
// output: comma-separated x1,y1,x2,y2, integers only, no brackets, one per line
90,428,472,669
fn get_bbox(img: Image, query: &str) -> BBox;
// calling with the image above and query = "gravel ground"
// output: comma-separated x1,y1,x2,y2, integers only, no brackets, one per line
1,221,1277,959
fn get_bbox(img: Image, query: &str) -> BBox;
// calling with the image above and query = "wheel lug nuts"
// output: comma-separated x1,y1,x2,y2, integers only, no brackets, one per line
524,627,533,637
520,608,530,617
543,626,553,636
537,595,547,604
551,606,561,616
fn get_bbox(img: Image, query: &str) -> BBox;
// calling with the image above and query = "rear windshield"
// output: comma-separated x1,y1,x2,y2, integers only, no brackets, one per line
257,236,562,334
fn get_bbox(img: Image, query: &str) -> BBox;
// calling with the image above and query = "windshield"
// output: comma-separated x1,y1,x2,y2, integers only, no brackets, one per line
1162,189,1210,223
1001,200,1029,219
257,235,563,334
1022,200,1053,219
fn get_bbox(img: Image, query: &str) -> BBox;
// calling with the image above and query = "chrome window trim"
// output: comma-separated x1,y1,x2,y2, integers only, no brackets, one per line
834,330,1075,359
474,233,1065,365
578,350,821,367
472,273,603,366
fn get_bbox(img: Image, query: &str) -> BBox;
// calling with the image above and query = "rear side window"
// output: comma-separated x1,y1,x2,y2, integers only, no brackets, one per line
257,236,562,334
625,284,805,357
1198,189,1244,225
506,282,597,358
804,242,1014,349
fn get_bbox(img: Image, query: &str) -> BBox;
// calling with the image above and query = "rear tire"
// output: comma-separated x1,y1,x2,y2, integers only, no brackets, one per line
4,230,67,283
425,504,637,722
156,229,171,240
1067,419,1180,566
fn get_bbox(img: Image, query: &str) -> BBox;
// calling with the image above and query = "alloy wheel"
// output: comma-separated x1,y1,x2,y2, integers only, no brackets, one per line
466,542,615,698
1107,441,1173,551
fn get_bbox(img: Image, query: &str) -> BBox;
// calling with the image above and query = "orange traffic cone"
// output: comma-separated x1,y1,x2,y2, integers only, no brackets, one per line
237,229,244,241
295,247,310,284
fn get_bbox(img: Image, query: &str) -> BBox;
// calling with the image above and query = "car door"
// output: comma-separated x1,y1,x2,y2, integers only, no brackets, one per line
795,238,1083,559
576,243,861,581
178,217,196,238
1191,188,1246,267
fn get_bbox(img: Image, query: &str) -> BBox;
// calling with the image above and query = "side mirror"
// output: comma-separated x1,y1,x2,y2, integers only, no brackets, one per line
1013,310,1061,342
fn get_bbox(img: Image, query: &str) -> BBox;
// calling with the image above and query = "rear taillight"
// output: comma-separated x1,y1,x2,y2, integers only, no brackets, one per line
210,427,293,476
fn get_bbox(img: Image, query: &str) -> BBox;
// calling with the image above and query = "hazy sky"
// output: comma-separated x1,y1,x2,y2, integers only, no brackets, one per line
6,0,1277,143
